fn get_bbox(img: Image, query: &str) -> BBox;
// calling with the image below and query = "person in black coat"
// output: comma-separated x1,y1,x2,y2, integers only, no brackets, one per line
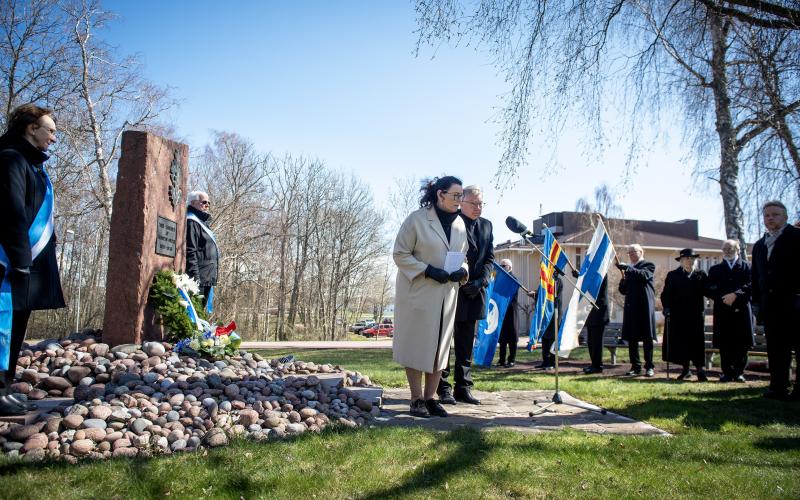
706,239,754,383
537,273,564,370
751,200,800,400
0,104,65,416
497,259,520,367
661,249,708,381
583,277,609,374
437,185,493,405
185,191,219,308
617,244,657,377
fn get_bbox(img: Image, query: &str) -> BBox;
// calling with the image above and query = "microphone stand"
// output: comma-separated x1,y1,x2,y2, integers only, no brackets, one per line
513,225,606,416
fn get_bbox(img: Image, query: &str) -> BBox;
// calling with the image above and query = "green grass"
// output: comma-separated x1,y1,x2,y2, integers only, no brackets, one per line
1,348,798,499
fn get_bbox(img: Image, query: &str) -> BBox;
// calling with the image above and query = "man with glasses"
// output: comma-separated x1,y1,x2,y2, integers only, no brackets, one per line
186,191,219,310
616,244,657,377
437,185,494,405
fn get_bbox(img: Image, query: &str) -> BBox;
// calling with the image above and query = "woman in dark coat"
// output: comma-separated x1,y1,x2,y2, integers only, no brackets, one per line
0,104,65,415
706,239,754,382
661,249,708,381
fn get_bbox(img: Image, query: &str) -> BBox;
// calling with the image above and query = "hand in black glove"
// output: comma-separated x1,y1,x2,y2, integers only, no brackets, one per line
449,268,468,282
615,263,629,271
461,280,481,298
425,265,450,284
663,308,670,318
571,269,580,279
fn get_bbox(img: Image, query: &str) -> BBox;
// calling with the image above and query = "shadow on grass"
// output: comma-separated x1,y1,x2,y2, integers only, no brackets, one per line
611,384,800,431
360,426,532,499
753,436,800,452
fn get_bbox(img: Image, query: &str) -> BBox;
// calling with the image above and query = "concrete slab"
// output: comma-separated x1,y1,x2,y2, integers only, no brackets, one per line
378,388,670,436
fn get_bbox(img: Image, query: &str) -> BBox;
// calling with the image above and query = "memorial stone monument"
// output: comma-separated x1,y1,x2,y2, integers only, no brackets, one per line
102,131,189,346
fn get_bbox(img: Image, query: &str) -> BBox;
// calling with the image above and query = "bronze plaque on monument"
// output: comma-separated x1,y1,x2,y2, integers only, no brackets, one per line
155,216,178,257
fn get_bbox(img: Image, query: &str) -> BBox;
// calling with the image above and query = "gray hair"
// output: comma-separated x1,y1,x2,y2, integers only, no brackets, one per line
187,190,208,206
628,244,643,254
762,200,787,215
463,185,483,199
722,239,740,250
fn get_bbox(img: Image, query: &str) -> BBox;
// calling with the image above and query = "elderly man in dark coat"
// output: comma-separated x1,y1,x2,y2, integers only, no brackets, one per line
0,104,65,416
752,200,800,400
437,185,493,405
661,249,708,381
706,239,754,383
617,244,657,377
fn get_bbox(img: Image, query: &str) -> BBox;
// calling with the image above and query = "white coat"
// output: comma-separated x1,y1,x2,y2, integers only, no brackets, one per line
392,207,469,373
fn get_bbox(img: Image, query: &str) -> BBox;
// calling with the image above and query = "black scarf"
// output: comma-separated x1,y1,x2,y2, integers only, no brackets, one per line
434,204,458,242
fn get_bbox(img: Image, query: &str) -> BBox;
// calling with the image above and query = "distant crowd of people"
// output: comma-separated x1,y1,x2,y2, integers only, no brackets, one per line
391,174,799,418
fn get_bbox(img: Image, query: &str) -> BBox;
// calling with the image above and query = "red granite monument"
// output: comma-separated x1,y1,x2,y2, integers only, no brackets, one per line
102,131,189,346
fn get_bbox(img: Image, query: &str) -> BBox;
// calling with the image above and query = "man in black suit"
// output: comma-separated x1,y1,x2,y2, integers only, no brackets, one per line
185,190,219,309
437,185,493,405
583,277,609,374
617,244,657,377
706,239,754,383
751,200,800,400
0,104,65,416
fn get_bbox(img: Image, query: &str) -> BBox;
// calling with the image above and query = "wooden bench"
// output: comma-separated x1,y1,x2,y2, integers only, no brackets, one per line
578,323,625,365
704,325,769,370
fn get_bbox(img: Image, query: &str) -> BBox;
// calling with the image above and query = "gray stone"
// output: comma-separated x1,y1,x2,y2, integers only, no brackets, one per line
131,418,152,435
202,428,228,447
170,439,187,452
83,419,108,430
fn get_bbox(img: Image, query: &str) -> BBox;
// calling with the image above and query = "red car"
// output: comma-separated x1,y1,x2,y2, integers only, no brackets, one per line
362,324,394,338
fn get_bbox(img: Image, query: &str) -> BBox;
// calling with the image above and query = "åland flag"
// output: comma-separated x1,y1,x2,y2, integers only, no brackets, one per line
555,217,615,356
528,227,569,349
473,262,522,367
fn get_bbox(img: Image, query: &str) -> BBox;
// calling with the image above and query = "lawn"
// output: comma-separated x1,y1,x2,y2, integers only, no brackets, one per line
0,347,798,499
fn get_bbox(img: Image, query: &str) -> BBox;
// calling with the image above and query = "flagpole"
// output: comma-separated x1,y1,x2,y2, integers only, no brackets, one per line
540,224,600,311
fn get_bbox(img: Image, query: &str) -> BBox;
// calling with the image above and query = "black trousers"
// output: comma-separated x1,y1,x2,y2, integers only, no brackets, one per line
438,320,476,392
719,345,748,379
765,320,798,394
1,310,31,394
201,285,212,308
498,337,517,365
540,336,555,367
587,324,604,369
628,337,654,371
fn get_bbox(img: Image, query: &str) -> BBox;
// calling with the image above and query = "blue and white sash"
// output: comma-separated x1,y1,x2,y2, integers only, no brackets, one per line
0,166,54,370
186,212,218,313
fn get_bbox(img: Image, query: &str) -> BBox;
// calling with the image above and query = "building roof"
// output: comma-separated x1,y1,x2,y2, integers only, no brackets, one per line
497,211,751,253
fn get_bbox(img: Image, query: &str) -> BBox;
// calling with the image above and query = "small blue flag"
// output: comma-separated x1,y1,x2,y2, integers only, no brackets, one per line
473,262,521,367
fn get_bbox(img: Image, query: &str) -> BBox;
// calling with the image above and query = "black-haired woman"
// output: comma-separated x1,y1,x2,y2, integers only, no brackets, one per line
392,176,469,418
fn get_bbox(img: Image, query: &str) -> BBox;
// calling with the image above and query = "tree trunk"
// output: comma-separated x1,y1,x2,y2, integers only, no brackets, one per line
709,14,748,258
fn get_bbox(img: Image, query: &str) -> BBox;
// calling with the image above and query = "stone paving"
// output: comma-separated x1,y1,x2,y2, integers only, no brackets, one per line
377,388,670,436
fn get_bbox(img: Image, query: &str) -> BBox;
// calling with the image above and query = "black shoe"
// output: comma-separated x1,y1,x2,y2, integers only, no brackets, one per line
7,394,37,411
454,388,481,405
583,366,603,374
625,368,641,376
409,399,430,417
677,369,691,381
696,370,708,382
719,375,732,383
425,399,449,417
0,395,26,416
734,375,746,383
437,388,456,405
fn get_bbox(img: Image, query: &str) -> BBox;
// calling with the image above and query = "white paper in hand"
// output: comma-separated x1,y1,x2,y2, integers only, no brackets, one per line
443,251,466,273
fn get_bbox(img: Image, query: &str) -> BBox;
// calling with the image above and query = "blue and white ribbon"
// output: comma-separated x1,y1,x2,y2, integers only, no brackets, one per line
177,286,211,333
0,166,55,370
186,212,218,314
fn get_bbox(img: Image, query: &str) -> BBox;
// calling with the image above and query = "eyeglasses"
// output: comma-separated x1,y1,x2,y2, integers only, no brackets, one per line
463,201,486,209
441,191,463,201
199,200,210,206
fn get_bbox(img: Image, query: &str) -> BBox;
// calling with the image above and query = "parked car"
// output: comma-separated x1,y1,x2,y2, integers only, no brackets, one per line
381,318,393,325
362,324,394,338
349,320,375,334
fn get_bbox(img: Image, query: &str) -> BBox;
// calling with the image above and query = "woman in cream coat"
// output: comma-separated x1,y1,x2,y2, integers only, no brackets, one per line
393,176,469,418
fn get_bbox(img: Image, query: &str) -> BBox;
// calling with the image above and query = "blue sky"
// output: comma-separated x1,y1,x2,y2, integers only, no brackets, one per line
104,0,730,244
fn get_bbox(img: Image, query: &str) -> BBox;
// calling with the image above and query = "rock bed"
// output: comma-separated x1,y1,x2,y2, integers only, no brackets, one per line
0,338,378,462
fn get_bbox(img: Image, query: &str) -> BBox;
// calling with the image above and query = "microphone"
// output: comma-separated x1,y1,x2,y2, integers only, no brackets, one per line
505,216,533,236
